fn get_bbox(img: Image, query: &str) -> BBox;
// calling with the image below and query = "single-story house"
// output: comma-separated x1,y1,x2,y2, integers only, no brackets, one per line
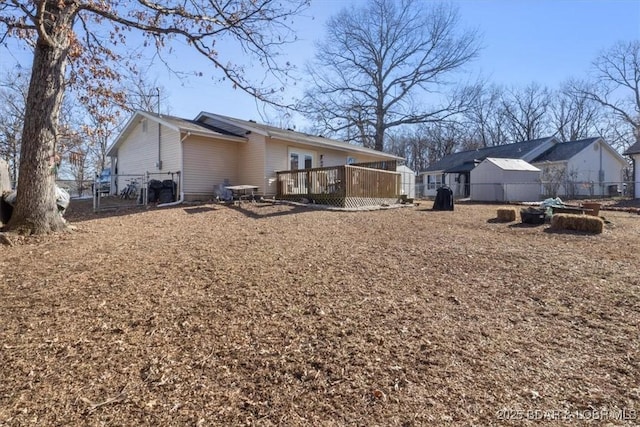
106,111,404,206
623,140,640,199
470,158,541,202
420,136,627,200
420,136,557,198
532,137,628,198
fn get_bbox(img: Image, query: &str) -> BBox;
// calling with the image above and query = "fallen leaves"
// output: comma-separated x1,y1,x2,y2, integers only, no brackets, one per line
0,200,638,425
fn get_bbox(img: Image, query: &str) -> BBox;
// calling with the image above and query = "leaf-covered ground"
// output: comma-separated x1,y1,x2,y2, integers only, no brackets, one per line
1,200,639,426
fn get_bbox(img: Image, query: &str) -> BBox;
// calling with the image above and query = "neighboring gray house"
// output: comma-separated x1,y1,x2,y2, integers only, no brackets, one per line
624,140,640,199
533,137,627,198
420,137,557,198
420,136,626,199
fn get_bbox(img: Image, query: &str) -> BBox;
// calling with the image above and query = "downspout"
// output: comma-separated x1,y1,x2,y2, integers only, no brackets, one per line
599,140,603,196
158,132,189,207
157,122,162,170
633,157,637,199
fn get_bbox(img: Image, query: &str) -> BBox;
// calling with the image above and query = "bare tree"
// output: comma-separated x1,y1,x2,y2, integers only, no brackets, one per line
118,72,170,115
57,130,92,197
0,69,29,184
67,148,91,197
386,128,430,172
0,66,90,184
463,83,509,147
501,83,552,142
0,0,308,234
299,0,480,151
540,164,566,198
385,120,467,172
551,81,602,141
572,40,640,148
80,100,121,174
598,113,637,153
80,73,170,175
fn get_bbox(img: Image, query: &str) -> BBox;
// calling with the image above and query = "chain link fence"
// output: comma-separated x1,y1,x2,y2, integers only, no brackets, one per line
55,179,95,199
414,181,635,202
92,173,146,211
92,171,181,212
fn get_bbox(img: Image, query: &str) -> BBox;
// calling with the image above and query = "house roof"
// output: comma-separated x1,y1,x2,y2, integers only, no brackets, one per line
444,161,477,174
422,137,555,173
532,137,599,162
107,111,246,156
153,113,243,138
483,157,541,172
624,140,640,155
196,112,403,160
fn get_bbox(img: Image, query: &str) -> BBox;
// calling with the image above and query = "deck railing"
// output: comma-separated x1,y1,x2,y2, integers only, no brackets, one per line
351,160,397,171
276,164,400,207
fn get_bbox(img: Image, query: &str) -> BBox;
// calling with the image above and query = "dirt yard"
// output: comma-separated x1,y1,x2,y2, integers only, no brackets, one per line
1,200,639,426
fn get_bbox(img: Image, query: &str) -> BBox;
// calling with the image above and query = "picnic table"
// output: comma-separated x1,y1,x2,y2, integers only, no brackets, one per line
225,185,259,203
549,205,593,215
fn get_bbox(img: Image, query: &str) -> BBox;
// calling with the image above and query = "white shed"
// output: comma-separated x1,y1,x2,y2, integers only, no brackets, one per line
470,158,541,202
396,165,416,198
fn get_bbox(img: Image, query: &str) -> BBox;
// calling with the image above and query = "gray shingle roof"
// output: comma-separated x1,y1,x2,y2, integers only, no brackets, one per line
422,137,554,172
144,112,241,138
197,112,403,160
532,137,599,162
624,140,640,155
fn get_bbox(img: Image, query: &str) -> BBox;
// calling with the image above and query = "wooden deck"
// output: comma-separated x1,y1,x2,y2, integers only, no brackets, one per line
276,163,401,208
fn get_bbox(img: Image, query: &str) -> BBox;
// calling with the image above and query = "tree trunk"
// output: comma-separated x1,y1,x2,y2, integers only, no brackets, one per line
7,37,69,234
374,108,385,152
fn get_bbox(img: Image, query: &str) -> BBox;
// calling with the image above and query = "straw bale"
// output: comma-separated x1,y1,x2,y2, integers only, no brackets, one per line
496,207,517,222
551,213,604,233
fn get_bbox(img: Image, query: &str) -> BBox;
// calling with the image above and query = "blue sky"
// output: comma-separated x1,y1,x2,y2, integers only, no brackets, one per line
454,0,640,87
153,0,640,125
2,0,639,126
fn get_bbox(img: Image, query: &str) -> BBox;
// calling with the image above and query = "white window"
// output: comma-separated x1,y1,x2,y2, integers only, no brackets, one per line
426,174,444,190
141,118,148,133
288,148,315,170
286,148,315,195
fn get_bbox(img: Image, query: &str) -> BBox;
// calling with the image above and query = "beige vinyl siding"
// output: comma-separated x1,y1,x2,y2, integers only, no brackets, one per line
265,139,289,196
268,140,390,170
117,120,158,174
157,125,181,172
265,139,321,195
237,133,266,193
265,138,393,195
116,120,181,191
118,121,181,174
182,135,238,198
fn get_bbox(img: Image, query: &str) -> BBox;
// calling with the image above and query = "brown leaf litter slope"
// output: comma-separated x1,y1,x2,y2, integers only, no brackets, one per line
0,201,639,426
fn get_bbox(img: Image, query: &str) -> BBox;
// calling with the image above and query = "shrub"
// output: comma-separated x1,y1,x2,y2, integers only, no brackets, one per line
496,207,517,222
550,213,604,234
